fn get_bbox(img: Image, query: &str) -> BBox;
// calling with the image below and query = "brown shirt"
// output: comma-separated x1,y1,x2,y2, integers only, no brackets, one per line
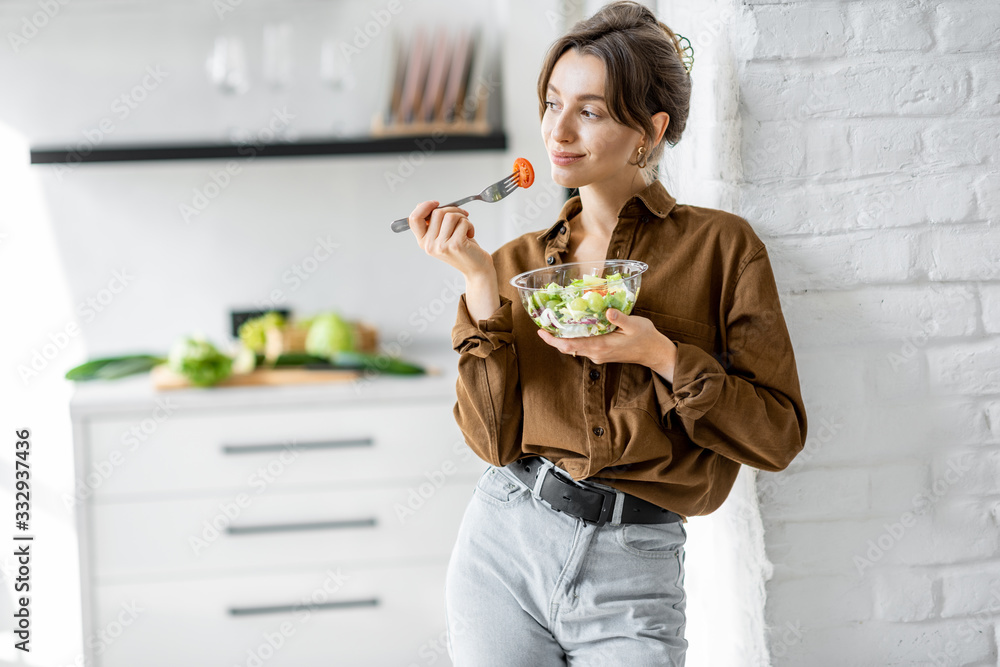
450,179,807,518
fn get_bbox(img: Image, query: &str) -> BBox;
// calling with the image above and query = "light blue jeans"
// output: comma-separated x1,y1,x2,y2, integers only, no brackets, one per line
444,457,687,666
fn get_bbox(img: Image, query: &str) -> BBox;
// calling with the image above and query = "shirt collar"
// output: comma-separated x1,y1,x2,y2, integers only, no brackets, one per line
535,179,677,243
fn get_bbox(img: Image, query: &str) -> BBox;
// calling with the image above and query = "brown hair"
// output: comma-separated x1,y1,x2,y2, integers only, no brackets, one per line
537,1,693,168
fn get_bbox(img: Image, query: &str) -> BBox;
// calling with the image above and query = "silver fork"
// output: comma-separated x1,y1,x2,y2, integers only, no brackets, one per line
390,173,520,233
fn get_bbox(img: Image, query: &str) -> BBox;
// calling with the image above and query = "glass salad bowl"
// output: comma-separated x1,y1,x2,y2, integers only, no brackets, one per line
510,260,648,338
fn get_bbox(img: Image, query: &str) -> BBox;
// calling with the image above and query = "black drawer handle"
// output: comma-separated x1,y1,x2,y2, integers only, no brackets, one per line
228,598,380,617
226,518,377,535
221,437,374,455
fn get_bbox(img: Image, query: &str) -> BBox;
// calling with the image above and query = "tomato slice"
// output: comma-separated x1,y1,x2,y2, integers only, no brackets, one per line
513,157,534,188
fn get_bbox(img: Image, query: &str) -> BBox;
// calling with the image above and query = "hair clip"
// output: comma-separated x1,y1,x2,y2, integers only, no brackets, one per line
674,33,694,74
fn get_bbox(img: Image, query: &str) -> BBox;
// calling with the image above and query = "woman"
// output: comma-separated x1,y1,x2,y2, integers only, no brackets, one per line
407,2,807,664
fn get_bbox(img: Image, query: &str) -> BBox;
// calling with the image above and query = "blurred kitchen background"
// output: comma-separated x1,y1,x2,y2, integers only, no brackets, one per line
3,0,760,665
5,0,999,665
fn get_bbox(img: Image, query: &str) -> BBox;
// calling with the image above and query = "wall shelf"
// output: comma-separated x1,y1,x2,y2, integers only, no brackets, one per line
29,131,507,165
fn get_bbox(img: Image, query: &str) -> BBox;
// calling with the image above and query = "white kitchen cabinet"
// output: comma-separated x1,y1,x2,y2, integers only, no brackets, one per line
71,354,485,667
89,482,474,579
91,562,452,667
85,401,468,497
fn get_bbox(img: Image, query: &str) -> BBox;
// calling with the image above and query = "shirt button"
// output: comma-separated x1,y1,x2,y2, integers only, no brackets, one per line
589,370,600,381
559,224,566,234
640,215,650,223
546,256,555,265
592,426,604,437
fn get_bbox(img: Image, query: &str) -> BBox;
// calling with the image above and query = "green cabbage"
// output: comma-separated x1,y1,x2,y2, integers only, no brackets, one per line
305,313,355,358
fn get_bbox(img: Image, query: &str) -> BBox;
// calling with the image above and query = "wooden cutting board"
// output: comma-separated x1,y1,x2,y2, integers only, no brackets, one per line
151,364,361,390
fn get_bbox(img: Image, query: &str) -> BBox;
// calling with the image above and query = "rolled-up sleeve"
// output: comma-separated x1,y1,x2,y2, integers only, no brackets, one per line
651,245,808,471
451,293,524,467
452,294,516,357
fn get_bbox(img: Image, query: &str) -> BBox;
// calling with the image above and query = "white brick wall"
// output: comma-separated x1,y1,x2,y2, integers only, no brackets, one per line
732,0,1000,664
981,285,1000,334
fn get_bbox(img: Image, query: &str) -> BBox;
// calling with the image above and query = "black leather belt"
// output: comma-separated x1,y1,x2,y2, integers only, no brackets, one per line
503,456,683,527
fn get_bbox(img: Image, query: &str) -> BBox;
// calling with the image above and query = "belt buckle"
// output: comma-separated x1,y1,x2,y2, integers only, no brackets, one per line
578,481,617,527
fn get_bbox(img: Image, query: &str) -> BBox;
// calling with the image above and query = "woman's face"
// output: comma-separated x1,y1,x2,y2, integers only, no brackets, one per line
541,49,644,190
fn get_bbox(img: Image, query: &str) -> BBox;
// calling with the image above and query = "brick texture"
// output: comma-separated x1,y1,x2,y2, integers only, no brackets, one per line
981,284,1000,334
725,0,1000,663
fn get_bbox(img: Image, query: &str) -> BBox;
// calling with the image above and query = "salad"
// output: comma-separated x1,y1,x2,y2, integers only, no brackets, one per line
523,272,637,338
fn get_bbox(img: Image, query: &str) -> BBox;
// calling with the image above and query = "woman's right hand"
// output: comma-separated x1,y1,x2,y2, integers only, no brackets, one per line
407,200,495,281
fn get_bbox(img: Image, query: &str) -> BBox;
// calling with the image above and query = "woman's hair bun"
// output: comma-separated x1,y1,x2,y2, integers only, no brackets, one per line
537,0,694,157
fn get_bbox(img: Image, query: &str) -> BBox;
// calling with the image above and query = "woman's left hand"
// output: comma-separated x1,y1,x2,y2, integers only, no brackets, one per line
536,308,678,383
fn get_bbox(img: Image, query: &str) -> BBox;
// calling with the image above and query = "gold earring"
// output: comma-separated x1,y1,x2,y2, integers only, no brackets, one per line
636,146,647,169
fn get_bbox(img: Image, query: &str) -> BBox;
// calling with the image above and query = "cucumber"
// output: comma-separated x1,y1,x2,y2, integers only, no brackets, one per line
332,351,425,375
272,352,333,367
65,355,166,381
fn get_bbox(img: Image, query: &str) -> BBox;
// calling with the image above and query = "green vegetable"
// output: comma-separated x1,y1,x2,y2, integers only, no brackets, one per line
65,355,165,382
305,312,355,357
273,352,332,367
238,312,286,353
607,290,627,310
274,350,425,375
523,272,638,338
332,350,425,375
168,336,233,387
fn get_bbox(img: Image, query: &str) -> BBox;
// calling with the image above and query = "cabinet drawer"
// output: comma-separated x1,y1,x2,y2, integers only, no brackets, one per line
90,474,483,579
84,401,480,497
90,561,454,667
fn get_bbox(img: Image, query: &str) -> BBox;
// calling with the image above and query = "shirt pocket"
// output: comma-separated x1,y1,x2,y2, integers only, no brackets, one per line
613,308,717,413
